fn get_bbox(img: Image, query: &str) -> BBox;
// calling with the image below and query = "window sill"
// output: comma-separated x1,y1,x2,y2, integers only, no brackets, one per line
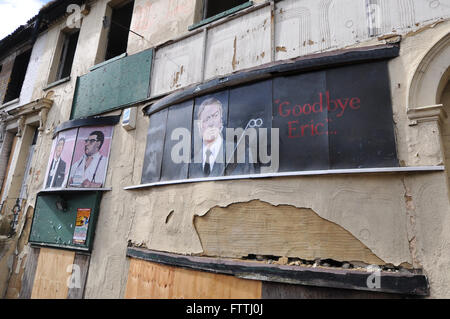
188,1,254,31
43,76,71,91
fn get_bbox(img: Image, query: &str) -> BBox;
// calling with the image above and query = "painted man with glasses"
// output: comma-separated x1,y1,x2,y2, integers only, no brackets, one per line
69,131,107,188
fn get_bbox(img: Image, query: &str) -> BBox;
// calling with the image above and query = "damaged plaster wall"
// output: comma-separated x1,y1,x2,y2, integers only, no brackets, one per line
122,18,450,298
128,175,412,264
194,200,386,265
0,0,115,298
82,105,146,299
126,173,450,298
128,0,199,55
82,4,450,299
2,0,449,299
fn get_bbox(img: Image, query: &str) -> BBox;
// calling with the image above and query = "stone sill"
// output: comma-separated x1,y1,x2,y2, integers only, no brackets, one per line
43,76,71,91
188,1,254,31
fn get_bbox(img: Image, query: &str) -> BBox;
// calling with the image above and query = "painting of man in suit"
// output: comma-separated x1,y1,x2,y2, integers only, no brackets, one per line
46,137,67,188
190,96,255,178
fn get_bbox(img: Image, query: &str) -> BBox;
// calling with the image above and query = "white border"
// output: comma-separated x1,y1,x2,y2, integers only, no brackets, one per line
125,166,445,190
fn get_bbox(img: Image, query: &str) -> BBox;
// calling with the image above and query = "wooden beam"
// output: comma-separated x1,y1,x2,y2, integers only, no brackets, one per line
127,247,429,296
67,253,90,299
18,247,40,299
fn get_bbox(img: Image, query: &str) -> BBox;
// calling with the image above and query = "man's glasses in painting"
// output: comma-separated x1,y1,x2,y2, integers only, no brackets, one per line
85,139,98,144
202,110,221,123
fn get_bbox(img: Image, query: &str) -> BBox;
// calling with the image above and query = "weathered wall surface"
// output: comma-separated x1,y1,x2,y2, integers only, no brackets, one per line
0,37,46,114
82,2,450,299
27,0,111,200
83,107,142,298
128,0,198,55
2,0,449,299
0,0,119,299
148,0,450,97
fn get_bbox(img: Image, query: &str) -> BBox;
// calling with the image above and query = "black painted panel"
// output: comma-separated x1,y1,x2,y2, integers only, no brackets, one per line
141,108,168,184
160,100,194,181
273,71,329,172
227,80,272,175
326,61,398,169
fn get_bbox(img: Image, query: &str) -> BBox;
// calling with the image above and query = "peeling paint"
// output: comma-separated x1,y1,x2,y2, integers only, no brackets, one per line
232,36,238,70
404,20,445,38
194,199,386,265
402,177,421,269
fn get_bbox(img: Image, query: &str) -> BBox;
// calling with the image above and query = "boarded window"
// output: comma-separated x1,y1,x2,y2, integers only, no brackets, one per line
56,30,80,81
105,0,134,61
203,0,247,19
71,48,153,119
3,50,32,103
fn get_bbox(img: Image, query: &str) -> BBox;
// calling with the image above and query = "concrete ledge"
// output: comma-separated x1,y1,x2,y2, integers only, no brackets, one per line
407,104,447,126
188,1,254,31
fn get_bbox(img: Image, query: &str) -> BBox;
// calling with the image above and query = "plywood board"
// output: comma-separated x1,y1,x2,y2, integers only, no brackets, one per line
31,248,75,299
195,200,384,265
125,258,262,299
19,247,40,299
71,49,153,119
204,6,271,80
150,32,205,97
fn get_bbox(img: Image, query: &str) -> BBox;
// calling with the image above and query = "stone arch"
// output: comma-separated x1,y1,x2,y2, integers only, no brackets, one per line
408,32,450,108
407,32,450,189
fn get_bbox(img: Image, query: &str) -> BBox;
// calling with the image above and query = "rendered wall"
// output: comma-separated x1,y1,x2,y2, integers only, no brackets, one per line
87,3,450,298
2,0,450,299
